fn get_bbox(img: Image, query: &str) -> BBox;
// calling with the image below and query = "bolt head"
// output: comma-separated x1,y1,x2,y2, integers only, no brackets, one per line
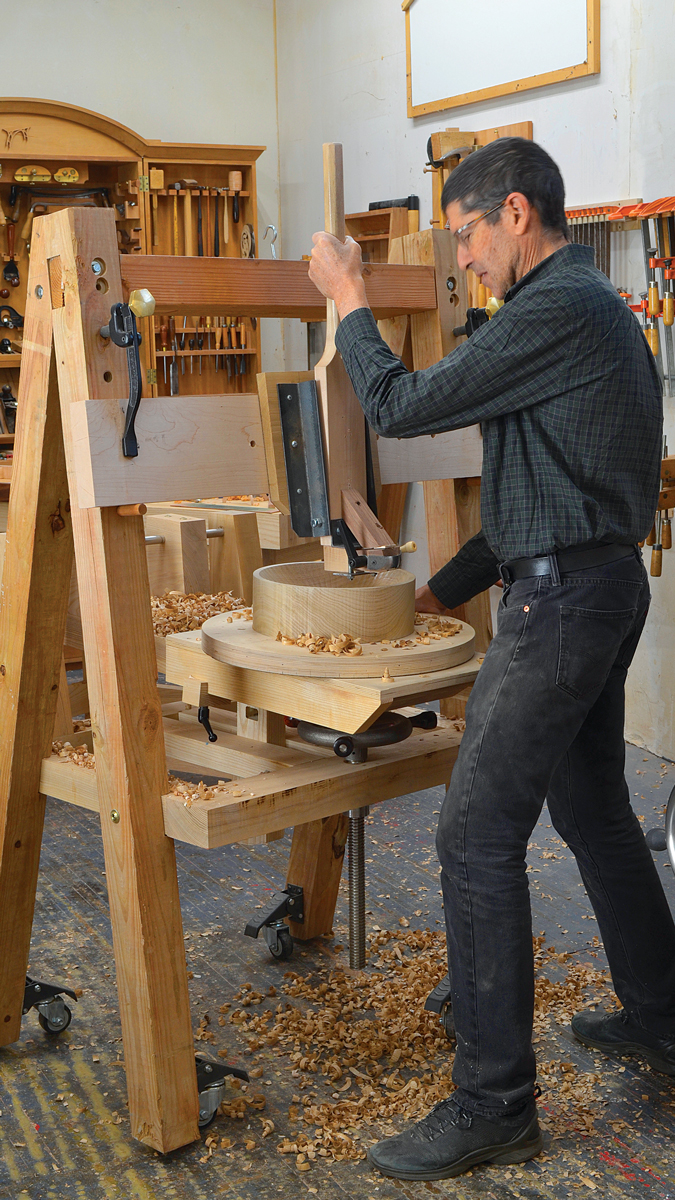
290,440,298,447
296,488,303,494
110,809,120,823
35,285,44,299
91,260,103,275
204,1064,213,1073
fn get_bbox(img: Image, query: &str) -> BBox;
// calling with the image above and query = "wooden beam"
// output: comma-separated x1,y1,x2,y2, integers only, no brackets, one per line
205,512,262,604
0,241,75,1046
121,256,437,321
166,628,481,735
162,725,463,848
43,206,199,1153
69,394,268,509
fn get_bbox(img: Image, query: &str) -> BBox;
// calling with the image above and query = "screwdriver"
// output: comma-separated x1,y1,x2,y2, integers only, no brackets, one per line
160,322,169,385
214,320,222,372
180,316,187,373
188,337,195,373
168,316,179,395
197,317,204,374
640,293,659,355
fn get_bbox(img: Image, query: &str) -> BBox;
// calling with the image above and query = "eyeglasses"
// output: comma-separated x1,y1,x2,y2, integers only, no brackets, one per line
447,200,507,247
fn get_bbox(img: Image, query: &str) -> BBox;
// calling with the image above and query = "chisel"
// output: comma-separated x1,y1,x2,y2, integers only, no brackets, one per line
168,315,179,395
160,322,169,385
197,316,204,374
228,171,242,225
197,187,204,256
180,315,187,374
214,191,220,256
171,183,180,256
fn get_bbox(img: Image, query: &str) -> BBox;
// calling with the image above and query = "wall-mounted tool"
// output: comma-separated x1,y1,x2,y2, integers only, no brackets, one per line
149,167,164,247
0,304,24,329
1,384,17,433
168,315,179,395
228,170,242,225
171,182,180,255
3,223,19,287
240,223,255,258
213,190,220,257
14,164,51,184
159,321,168,385
263,224,278,259
0,338,13,354
54,166,80,185
9,186,110,220
221,186,229,247
100,288,155,457
177,179,198,257
639,291,659,355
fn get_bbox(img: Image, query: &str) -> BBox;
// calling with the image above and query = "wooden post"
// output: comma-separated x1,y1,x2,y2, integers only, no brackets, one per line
236,704,285,844
144,512,210,595
286,814,349,941
42,207,199,1152
0,244,74,1045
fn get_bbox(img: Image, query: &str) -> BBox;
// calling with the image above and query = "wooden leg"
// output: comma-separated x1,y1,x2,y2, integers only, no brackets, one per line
208,512,263,603
53,654,73,741
377,482,409,543
237,703,285,843
0,253,74,1046
144,513,210,595
286,813,349,941
46,207,199,1153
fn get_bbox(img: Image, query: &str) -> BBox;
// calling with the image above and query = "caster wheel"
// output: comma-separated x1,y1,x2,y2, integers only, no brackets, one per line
441,1003,455,1041
269,928,294,961
38,1004,72,1035
198,1108,217,1129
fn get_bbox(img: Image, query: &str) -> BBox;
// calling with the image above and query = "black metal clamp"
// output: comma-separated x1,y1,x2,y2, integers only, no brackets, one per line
99,288,155,458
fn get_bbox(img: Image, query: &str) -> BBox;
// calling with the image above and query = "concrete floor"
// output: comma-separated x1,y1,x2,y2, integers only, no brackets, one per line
0,740,674,1200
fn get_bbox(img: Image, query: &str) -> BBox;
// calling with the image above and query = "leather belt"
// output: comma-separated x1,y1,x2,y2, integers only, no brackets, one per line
500,543,636,584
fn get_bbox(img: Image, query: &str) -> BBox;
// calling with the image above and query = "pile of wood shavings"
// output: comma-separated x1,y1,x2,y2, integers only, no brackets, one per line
151,590,251,637
213,928,615,1166
51,741,96,769
413,613,464,644
276,631,363,656
167,775,260,807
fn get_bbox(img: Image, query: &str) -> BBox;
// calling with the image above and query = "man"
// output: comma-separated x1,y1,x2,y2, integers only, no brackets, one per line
308,138,675,1182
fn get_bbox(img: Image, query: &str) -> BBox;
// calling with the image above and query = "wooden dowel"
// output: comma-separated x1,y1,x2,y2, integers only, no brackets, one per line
117,503,147,517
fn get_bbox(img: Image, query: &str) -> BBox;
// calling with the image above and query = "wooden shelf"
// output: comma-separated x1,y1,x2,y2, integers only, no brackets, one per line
0,463,13,481
0,434,14,444
0,355,22,367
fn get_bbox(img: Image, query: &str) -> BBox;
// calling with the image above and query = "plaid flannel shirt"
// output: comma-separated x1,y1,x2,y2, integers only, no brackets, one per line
334,243,663,609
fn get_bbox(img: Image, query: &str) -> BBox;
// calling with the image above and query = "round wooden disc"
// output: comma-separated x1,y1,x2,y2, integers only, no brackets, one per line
201,614,475,678
252,561,415,642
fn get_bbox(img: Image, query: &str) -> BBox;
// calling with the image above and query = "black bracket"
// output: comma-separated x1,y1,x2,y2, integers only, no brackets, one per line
453,306,490,340
100,302,143,458
330,518,367,578
244,884,304,939
195,1053,249,1126
23,975,78,1016
197,706,218,743
277,380,330,539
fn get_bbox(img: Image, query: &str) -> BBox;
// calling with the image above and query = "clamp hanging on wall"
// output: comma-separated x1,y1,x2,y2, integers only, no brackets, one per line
99,288,155,457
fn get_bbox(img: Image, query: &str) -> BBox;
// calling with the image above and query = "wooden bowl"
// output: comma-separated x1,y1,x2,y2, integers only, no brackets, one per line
252,561,415,641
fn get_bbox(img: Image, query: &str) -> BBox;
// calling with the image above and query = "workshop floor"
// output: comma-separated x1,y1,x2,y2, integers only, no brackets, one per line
1,742,674,1200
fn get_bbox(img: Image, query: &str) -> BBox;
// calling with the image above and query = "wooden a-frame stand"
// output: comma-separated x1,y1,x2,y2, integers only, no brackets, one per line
0,204,484,1153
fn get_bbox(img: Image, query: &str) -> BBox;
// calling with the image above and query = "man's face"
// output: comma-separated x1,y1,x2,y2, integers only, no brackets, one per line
445,199,518,300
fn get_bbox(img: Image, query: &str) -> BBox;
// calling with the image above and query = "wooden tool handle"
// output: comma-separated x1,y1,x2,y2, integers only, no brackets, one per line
183,189,193,257
646,520,656,546
647,326,659,355
6,222,14,259
651,546,663,576
663,514,672,549
222,187,229,246
648,282,660,317
664,294,674,326
323,142,345,344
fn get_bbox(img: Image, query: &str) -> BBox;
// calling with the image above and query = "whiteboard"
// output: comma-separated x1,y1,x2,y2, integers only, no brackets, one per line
404,0,600,117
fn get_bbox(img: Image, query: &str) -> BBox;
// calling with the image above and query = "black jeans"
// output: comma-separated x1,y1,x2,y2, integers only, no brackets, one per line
436,549,675,1117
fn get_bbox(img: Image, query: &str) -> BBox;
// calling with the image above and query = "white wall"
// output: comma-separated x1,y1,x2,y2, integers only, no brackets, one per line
275,0,675,758
1,0,285,368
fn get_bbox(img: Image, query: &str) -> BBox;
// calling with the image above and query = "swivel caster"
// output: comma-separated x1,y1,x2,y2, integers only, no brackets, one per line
244,885,304,961
424,974,455,1041
195,1053,249,1127
646,782,675,871
23,976,78,1036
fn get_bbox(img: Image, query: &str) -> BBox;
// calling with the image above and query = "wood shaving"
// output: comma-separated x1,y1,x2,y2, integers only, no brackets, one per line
51,741,96,769
151,590,252,637
215,928,614,1162
275,631,363,657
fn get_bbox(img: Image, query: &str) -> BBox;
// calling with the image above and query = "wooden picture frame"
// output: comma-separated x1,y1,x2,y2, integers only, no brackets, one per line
403,0,600,118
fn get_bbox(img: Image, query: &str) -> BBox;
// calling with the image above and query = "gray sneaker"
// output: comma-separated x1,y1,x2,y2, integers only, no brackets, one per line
572,1009,675,1075
367,1096,543,1181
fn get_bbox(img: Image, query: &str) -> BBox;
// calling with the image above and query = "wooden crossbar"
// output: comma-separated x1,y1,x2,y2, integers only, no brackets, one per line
121,255,437,320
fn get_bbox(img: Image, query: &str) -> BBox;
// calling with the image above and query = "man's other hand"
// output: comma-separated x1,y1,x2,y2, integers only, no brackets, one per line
309,232,368,320
415,583,452,616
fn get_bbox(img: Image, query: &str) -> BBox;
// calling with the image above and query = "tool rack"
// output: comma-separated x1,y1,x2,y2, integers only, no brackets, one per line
0,190,489,1152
